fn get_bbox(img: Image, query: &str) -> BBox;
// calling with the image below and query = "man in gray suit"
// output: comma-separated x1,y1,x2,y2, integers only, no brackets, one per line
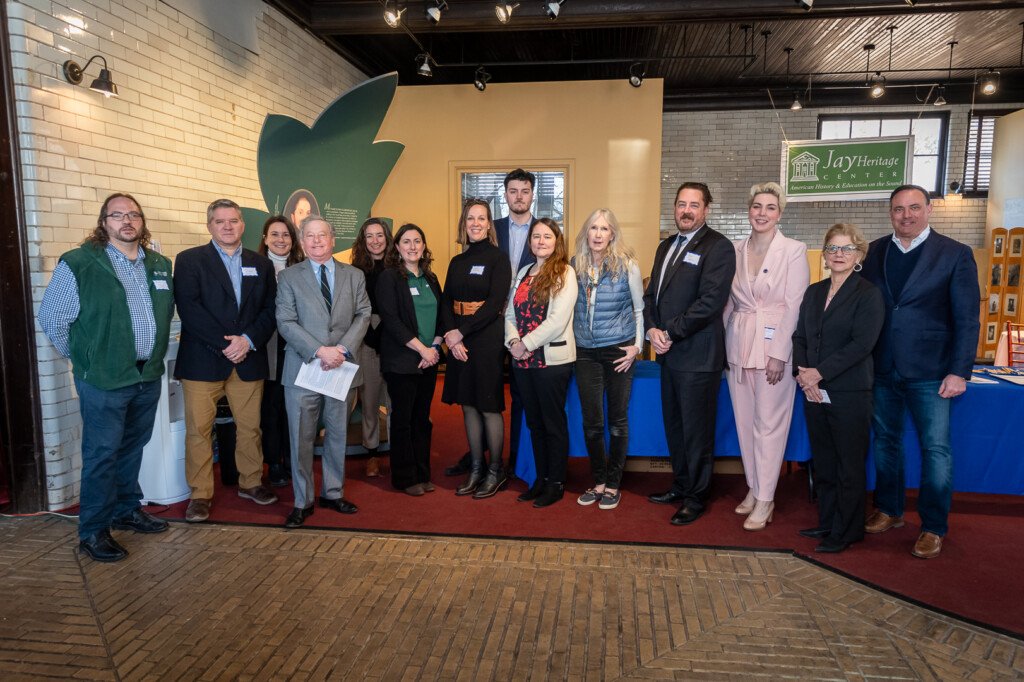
276,215,371,528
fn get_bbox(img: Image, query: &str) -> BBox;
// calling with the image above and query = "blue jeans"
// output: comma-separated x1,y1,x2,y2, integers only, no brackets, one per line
75,377,162,539
871,372,953,536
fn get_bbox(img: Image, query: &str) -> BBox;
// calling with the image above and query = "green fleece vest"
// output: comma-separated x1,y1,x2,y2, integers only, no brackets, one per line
61,243,174,390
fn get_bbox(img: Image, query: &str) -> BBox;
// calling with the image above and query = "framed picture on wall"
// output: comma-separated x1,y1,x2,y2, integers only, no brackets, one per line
994,236,1006,257
1012,236,1023,256
991,264,1002,287
1006,294,1018,316
989,294,1000,315
1009,264,1021,288
987,322,997,342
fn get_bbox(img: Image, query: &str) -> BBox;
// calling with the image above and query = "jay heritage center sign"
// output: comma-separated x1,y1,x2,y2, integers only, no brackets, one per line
780,136,913,201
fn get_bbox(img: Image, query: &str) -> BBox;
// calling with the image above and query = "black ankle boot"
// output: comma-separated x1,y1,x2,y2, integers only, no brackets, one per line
455,459,485,496
533,482,565,508
517,479,544,502
472,461,507,499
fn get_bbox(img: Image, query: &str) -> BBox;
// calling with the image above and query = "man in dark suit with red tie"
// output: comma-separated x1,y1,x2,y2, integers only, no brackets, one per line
643,182,736,525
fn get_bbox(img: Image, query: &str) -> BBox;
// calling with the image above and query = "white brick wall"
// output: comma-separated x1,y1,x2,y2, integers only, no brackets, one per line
661,103,1022,246
8,0,365,508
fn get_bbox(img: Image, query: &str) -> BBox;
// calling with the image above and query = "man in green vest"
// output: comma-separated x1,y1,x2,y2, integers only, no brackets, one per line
39,193,175,563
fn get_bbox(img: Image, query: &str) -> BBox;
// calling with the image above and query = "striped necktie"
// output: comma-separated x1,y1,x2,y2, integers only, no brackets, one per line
319,264,332,313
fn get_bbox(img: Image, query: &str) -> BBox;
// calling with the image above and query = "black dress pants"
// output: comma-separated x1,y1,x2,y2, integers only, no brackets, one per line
384,368,437,490
515,364,572,485
804,390,871,545
260,378,289,471
660,367,720,512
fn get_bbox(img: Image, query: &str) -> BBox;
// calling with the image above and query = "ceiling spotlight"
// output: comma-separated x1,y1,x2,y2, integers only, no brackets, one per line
790,93,802,111
62,55,119,98
869,73,886,99
426,0,447,24
980,70,1000,95
545,1,564,19
796,0,813,9
474,66,491,91
383,2,405,28
904,0,917,5
933,86,946,106
416,54,433,77
628,63,645,88
495,3,519,24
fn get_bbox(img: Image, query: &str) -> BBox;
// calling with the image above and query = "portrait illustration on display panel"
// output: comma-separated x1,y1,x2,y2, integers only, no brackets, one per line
989,294,1000,315
994,236,1005,257
987,322,997,343
1009,264,1021,288
991,264,1002,287
1012,236,1023,257
1006,294,1018,316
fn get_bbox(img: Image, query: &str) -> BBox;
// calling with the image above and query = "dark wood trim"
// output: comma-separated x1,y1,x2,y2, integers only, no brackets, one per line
0,2,46,512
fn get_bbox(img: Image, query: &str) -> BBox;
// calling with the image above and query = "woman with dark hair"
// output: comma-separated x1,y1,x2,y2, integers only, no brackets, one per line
376,224,446,496
349,218,394,478
505,218,578,508
442,200,513,498
258,215,304,487
793,223,884,553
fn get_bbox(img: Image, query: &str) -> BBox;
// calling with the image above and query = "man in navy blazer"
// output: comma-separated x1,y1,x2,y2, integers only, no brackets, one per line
643,182,736,526
174,199,279,522
860,184,980,559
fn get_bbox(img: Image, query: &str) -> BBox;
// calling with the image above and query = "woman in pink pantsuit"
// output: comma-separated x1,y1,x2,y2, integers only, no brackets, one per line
724,182,810,531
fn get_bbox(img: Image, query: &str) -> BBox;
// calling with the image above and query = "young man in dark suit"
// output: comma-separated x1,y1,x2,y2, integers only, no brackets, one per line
643,182,736,526
861,184,980,559
174,198,279,522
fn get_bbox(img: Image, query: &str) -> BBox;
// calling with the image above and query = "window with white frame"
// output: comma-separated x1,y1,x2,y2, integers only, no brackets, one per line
459,170,565,225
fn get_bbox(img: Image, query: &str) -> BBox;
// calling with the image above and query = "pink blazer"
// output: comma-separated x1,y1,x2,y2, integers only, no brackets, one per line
724,231,809,371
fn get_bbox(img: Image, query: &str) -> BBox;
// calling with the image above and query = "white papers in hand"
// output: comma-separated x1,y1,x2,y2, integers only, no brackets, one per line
818,389,832,404
295,360,359,401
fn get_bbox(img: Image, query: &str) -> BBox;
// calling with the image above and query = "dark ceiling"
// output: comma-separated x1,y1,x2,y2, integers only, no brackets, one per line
269,0,1024,110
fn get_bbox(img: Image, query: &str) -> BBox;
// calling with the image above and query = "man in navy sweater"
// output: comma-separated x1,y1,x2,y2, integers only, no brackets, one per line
860,184,980,559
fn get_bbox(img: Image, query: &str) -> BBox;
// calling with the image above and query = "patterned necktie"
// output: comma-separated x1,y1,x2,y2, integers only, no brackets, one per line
319,264,332,313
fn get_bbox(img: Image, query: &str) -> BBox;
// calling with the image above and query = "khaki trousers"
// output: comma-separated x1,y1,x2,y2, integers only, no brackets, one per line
182,371,264,499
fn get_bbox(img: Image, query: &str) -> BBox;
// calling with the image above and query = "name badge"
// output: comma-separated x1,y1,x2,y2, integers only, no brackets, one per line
242,266,258,276
470,265,486,275
409,286,420,296
153,280,169,290
683,252,700,266
764,326,775,340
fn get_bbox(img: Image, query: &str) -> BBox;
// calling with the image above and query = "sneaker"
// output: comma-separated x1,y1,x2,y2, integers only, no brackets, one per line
577,488,604,506
598,490,621,510
238,485,278,505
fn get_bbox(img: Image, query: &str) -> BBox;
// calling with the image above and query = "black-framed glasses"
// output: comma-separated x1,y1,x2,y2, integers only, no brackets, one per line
106,211,143,222
823,244,859,255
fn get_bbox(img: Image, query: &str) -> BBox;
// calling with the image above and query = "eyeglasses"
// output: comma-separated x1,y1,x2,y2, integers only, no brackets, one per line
823,244,859,255
106,211,143,222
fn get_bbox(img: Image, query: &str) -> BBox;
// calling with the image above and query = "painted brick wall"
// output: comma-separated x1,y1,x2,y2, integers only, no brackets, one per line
661,103,1021,245
8,0,365,508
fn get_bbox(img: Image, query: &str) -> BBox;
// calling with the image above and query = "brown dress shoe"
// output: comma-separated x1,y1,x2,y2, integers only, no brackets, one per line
864,510,904,534
366,456,381,478
911,532,943,559
185,498,211,523
238,485,278,506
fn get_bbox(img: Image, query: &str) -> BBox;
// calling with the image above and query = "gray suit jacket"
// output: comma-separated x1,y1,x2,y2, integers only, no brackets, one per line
275,260,372,389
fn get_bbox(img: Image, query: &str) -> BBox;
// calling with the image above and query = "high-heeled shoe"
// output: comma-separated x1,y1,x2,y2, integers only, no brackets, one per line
743,500,774,531
734,490,755,515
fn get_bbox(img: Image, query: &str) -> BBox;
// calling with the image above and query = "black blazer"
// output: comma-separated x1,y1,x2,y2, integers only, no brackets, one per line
376,266,447,375
174,242,277,381
642,224,736,372
494,216,536,274
792,274,884,392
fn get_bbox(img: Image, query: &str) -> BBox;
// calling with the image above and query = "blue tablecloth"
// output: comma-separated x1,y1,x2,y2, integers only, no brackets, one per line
514,361,1024,495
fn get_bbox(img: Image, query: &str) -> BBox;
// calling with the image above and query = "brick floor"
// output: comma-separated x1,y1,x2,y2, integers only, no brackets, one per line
1,516,1021,681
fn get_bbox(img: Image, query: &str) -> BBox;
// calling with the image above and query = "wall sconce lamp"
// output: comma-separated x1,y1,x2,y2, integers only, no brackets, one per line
62,55,118,97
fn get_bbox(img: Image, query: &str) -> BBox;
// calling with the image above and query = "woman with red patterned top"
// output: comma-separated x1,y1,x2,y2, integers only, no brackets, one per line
504,218,578,508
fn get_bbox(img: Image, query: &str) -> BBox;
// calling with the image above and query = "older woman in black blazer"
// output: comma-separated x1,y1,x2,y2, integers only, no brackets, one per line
376,224,446,496
792,223,884,553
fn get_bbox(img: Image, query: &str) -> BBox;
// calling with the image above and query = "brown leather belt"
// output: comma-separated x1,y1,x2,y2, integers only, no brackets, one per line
453,300,485,315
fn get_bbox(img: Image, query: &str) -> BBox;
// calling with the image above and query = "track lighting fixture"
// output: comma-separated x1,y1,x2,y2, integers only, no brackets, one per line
474,66,491,91
628,63,644,88
426,1,447,24
545,1,564,19
383,2,405,28
416,54,433,77
904,0,917,5
495,3,519,24
933,86,946,106
62,55,119,97
790,92,802,110
796,0,813,10
980,70,1000,95
869,73,886,98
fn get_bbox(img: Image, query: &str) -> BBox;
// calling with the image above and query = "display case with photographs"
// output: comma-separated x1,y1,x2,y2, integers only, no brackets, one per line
981,227,1024,362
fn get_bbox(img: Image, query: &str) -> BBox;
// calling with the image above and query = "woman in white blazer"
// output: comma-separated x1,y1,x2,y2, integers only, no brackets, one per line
505,218,578,508
724,182,810,531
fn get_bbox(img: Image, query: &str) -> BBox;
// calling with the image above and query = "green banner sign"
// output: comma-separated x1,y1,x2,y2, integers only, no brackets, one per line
780,136,913,202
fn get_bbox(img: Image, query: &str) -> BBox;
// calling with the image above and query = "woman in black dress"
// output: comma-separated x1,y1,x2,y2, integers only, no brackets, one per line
376,224,445,496
792,223,884,553
442,199,513,498
349,218,393,478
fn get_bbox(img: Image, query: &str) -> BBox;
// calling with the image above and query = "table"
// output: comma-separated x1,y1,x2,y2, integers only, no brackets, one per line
514,361,1024,495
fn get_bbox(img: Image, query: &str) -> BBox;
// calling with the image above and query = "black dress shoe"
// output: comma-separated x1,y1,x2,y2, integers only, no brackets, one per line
111,508,169,534
648,490,686,505
798,527,830,539
532,483,564,508
79,530,128,562
815,539,850,553
670,506,703,526
444,452,473,477
284,506,314,529
318,496,358,514
517,482,544,502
